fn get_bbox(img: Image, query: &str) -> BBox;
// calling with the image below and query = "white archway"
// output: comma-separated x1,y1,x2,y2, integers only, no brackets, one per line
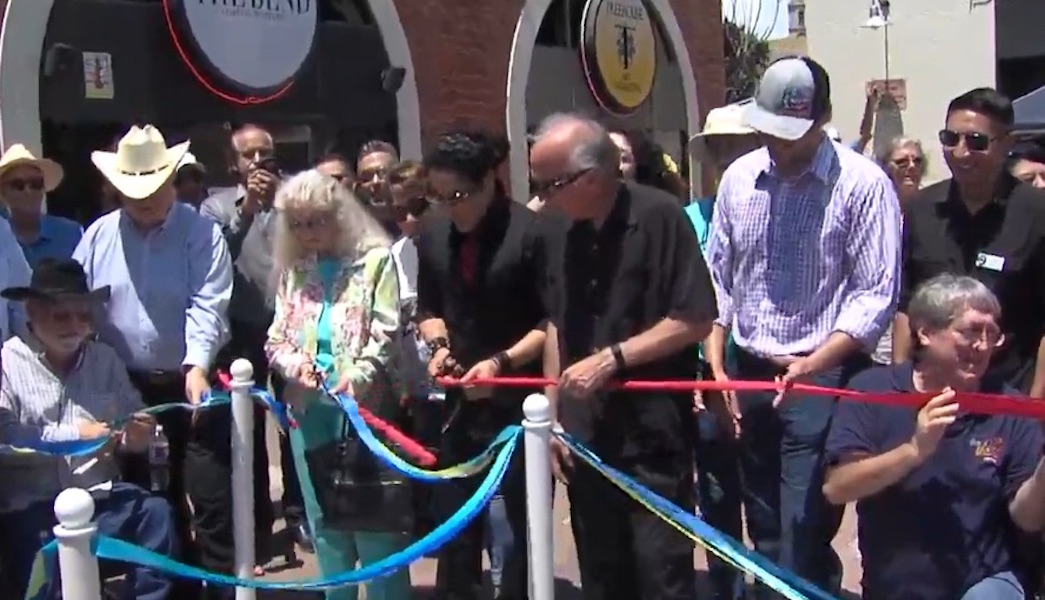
506,0,701,203
0,0,422,160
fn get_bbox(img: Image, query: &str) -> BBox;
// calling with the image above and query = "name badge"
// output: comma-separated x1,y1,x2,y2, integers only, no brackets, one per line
975,252,1005,272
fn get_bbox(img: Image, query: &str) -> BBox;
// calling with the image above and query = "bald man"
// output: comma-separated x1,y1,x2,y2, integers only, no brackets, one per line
532,113,717,600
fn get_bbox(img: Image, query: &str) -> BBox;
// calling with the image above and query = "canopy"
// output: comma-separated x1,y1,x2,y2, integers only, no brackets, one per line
1014,85,1045,131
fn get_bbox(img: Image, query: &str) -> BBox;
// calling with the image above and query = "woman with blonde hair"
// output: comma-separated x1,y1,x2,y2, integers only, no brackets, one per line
265,170,411,600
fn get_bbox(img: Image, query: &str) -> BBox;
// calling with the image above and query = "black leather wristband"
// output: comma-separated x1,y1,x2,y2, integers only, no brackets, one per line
610,344,626,370
426,337,450,354
492,351,512,371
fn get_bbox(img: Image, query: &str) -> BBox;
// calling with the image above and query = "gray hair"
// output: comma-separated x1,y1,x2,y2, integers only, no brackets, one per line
271,170,390,279
532,112,619,173
907,274,1001,335
875,136,926,170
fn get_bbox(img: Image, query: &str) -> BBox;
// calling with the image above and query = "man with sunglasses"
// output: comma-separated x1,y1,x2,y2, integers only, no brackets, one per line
532,113,717,600
893,88,1045,397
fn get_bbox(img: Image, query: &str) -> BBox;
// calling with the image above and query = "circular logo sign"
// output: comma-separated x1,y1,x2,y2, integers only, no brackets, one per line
580,0,657,115
165,0,318,102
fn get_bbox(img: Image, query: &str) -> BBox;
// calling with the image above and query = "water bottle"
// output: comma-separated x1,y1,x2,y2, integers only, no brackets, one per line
148,425,170,493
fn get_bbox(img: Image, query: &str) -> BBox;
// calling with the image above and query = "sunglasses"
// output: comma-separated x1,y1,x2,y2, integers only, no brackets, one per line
5,178,44,192
938,129,996,153
429,189,475,207
530,168,592,198
391,195,429,220
357,168,388,184
891,156,924,168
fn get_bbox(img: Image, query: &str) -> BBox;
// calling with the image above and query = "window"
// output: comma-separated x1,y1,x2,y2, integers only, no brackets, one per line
788,2,806,35
321,0,375,25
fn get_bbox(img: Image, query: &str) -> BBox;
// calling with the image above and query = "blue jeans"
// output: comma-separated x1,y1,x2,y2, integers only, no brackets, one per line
732,349,869,599
485,493,514,589
695,410,746,600
960,571,1024,599
0,482,176,600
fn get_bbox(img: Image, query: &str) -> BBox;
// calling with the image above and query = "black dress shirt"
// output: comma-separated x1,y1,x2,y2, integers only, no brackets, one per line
547,182,718,461
416,192,551,412
900,175,1045,389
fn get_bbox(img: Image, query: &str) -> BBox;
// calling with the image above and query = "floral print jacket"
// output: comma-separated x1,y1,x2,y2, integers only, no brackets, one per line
265,246,401,405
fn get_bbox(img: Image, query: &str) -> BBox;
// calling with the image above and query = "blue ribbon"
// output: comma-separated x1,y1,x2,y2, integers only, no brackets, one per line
2,388,290,458
24,431,518,598
561,433,836,600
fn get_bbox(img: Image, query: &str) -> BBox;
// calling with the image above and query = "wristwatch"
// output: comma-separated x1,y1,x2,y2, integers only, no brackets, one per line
426,337,450,355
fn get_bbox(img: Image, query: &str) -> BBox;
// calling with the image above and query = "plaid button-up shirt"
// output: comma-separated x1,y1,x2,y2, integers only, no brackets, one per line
706,138,902,356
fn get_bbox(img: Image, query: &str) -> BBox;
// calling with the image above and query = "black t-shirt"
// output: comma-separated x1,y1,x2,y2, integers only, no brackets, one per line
901,176,1045,389
826,363,1042,600
546,182,718,463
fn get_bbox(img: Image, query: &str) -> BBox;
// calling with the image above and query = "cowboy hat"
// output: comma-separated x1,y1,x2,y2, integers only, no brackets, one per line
0,144,64,192
689,99,757,162
91,125,190,200
0,258,110,302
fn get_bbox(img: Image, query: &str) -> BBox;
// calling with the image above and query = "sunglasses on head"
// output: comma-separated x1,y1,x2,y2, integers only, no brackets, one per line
5,178,44,192
938,129,995,153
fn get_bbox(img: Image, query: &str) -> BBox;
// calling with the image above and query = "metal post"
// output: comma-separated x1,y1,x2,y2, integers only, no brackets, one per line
522,393,555,600
230,358,256,600
53,487,102,600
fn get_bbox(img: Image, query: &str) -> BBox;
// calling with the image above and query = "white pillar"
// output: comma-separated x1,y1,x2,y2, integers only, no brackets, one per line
522,393,555,600
230,358,256,600
53,487,102,600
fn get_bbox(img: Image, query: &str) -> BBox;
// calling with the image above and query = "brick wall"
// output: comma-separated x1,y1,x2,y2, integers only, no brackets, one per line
395,0,726,148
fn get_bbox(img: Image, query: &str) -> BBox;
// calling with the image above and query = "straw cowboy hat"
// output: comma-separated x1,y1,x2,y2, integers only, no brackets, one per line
91,125,190,200
0,144,64,192
689,98,757,162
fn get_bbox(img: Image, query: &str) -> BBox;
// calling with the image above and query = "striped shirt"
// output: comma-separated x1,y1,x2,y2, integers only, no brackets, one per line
706,138,901,356
0,336,144,512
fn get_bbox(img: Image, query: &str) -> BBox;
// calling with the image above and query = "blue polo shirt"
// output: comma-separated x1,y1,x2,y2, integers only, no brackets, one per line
684,197,734,364
825,363,1043,600
11,215,83,267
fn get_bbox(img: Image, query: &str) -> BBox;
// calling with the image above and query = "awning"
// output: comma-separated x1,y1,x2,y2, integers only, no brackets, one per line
1013,85,1045,131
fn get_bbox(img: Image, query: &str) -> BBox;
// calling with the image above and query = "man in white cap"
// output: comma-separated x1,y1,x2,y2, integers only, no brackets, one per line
685,99,759,600
72,125,232,594
704,56,901,597
175,151,209,210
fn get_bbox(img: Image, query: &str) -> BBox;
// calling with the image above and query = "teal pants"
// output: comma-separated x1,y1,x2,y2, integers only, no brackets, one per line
289,395,413,600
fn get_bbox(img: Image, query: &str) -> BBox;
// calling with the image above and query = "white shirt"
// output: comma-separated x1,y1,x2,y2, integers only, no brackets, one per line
0,218,31,341
391,236,418,303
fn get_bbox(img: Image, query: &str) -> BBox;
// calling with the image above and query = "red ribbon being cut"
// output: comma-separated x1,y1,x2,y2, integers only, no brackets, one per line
436,376,1045,421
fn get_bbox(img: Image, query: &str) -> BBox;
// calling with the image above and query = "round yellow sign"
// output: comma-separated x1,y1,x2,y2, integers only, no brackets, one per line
581,0,657,115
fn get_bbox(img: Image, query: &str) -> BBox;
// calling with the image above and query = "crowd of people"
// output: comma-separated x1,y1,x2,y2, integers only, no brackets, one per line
0,53,1044,600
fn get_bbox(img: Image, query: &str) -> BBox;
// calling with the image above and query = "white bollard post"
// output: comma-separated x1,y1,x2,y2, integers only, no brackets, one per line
54,487,102,600
230,358,256,600
522,394,555,600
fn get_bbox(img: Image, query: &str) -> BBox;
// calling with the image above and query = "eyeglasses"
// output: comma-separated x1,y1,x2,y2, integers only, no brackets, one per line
949,325,1005,349
530,169,592,198
938,130,997,153
891,156,924,168
287,216,332,231
5,178,44,192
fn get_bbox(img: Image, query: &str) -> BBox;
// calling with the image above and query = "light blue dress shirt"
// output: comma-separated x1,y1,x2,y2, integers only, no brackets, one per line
72,202,232,371
11,215,83,266
0,217,30,341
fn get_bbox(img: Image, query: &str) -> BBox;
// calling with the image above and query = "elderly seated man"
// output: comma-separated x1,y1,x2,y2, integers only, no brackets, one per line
823,274,1045,600
0,258,175,600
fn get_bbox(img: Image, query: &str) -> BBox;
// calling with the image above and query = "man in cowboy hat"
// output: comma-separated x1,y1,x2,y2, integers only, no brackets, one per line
73,124,232,588
0,257,176,600
0,144,83,266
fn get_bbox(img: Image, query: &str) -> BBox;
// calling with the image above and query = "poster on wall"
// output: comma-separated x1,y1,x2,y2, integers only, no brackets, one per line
82,52,115,100
163,0,318,105
580,0,658,116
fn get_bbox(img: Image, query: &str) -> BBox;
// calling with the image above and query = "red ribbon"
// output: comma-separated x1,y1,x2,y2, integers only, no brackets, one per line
216,371,437,467
437,376,1045,420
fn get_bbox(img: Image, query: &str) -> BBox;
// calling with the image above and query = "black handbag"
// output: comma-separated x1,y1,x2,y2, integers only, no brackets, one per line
304,420,415,533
